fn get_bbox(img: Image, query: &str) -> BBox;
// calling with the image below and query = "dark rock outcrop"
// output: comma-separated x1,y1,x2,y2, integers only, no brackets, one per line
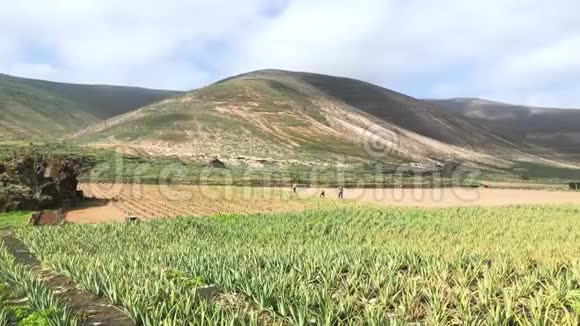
209,158,226,169
28,209,66,226
0,153,94,212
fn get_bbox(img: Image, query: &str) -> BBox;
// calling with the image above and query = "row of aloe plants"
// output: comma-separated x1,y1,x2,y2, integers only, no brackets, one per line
14,204,580,324
0,241,79,325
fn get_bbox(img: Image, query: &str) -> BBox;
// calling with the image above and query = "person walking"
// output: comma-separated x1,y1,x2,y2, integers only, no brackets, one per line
338,186,344,199
293,183,297,193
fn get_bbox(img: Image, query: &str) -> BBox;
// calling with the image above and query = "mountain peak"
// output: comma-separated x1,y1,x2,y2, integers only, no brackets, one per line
72,70,538,167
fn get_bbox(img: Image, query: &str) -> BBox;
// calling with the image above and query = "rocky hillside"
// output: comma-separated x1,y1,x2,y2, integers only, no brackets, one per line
428,98,580,160
0,73,181,140
73,70,567,168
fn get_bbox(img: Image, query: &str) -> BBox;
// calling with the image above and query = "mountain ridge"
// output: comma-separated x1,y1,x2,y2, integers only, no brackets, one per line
3,69,578,169
72,69,575,168
0,73,182,140
428,98,580,158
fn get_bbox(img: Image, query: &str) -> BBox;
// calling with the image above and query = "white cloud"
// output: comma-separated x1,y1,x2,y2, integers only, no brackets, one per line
520,87,580,109
0,0,275,88
5,63,56,79
493,36,580,90
0,0,579,107
229,0,580,108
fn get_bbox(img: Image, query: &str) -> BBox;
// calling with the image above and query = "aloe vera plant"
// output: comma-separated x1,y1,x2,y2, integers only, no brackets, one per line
13,204,580,324
0,242,79,325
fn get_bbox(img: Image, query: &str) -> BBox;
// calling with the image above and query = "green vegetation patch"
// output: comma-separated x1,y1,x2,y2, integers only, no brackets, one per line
0,242,79,325
516,161,580,181
97,112,192,141
15,204,580,324
0,211,30,229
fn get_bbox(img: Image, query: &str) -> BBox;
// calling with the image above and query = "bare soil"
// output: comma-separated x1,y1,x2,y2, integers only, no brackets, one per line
299,187,580,207
480,181,567,190
64,184,580,223
66,184,313,224
65,199,125,224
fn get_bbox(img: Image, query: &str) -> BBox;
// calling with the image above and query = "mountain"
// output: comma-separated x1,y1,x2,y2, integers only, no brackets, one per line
0,73,181,140
428,98,580,159
74,69,570,168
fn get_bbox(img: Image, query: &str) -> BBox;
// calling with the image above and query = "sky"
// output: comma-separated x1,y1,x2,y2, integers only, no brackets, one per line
1,0,580,108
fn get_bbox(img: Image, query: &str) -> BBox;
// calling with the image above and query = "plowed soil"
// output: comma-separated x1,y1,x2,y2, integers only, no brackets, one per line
64,184,580,223
299,187,580,207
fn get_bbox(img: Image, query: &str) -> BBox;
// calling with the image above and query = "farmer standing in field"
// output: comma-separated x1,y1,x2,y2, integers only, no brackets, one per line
293,183,297,193
338,186,344,199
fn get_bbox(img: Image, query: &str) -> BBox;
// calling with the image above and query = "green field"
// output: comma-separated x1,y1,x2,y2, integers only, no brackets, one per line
0,243,78,325
1,205,578,324
0,211,30,229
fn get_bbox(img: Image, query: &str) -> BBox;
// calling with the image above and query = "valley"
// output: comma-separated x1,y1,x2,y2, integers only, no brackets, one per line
2,70,580,325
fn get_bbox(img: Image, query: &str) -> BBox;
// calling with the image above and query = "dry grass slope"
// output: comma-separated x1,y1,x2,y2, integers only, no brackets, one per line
0,73,181,140
74,69,571,168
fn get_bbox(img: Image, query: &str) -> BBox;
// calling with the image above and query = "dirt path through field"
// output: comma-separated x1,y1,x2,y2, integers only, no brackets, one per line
298,187,580,207
0,231,134,325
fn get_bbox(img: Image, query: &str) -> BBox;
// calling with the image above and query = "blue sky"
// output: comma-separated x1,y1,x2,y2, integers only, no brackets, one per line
1,0,580,108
